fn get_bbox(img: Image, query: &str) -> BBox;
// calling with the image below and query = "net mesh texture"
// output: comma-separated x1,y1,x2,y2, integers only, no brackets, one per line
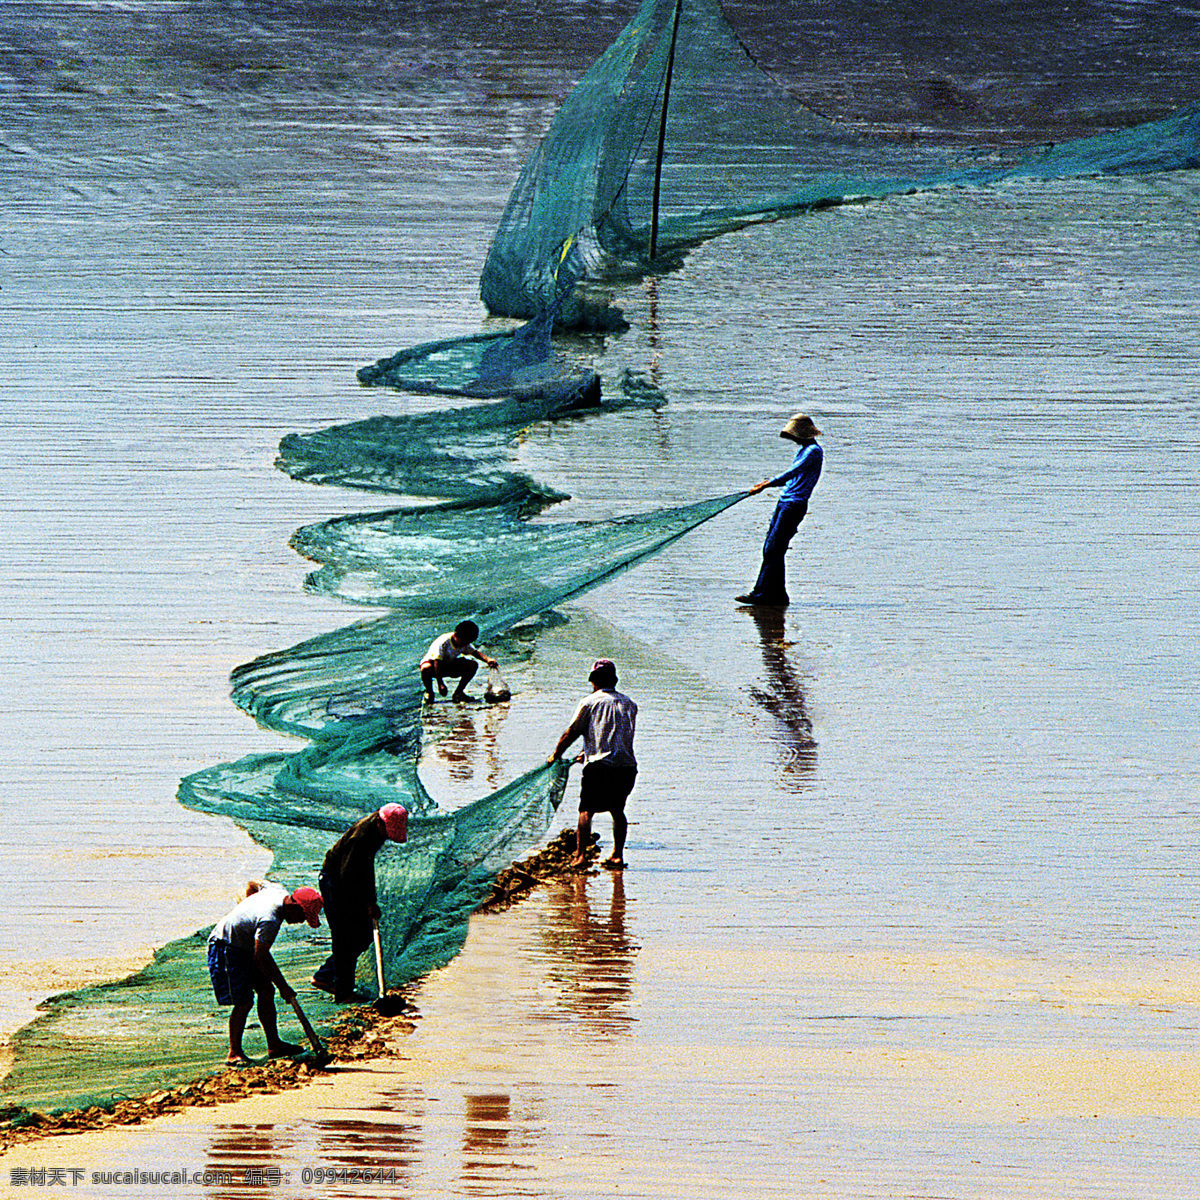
1,370,743,1118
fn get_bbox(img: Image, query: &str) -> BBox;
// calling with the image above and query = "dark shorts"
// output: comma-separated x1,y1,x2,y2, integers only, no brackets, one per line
578,762,637,814
425,657,471,678
207,938,261,1007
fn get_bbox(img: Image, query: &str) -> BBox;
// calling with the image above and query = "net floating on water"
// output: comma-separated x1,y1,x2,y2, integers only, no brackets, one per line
480,0,1200,324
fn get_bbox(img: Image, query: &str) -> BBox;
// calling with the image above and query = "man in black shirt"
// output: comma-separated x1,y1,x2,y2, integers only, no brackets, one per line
312,803,408,1001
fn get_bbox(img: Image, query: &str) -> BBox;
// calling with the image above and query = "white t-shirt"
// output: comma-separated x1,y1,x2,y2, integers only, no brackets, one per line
211,883,288,952
424,633,473,664
572,688,637,768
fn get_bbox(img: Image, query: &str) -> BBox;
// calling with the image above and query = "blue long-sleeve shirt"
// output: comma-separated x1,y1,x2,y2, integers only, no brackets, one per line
768,442,823,504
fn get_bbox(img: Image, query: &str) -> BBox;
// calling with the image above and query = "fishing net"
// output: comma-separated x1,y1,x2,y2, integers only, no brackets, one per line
357,0,1200,417
1,356,745,1116
280,368,661,506
229,493,744,739
480,0,1200,323
1,757,569,1116
357,231,606,399
356,293,597,399
293,496,747,615
177,753,573,997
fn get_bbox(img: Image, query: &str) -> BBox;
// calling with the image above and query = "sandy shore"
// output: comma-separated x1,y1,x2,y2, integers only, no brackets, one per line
4,873,1200,1199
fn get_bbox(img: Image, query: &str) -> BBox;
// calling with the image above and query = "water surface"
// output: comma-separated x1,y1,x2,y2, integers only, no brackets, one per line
2,2,1198,1195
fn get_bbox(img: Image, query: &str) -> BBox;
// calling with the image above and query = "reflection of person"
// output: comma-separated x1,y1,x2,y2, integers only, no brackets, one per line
207,882,323,1063
435,710,480,784
540,871,636,1032
312,804,408,1002
548,658,637,870
420,620,498,702
746,605,818,784
737,413,823,608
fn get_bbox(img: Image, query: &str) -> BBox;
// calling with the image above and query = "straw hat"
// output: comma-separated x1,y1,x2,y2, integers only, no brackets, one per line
780,413,821,442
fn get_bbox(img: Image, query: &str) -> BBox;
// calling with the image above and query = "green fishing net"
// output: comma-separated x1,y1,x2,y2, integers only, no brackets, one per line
228,493,744,739
1,757,570,1116
294,497,748,616
359,0,1199,418
1,358,744,1116
358,0,1199,400
280,367,662,506
356,302,596,400
480,0,1200,323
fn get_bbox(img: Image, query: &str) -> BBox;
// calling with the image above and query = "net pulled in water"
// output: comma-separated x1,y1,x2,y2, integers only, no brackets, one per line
358,0,1199,407
357,235,605,398
1,363,747,1116
353,0,1200,404
356,292,598,400
229,493,744,739
293,496,748,616
279,367,661,507
0,753,570,1117
480,0,1200,323
178,749,574,1000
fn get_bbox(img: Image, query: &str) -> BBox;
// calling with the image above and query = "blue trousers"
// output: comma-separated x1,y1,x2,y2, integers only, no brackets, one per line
747,499,808,604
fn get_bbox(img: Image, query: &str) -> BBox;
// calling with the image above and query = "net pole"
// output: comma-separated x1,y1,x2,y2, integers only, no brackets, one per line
648,0,684,261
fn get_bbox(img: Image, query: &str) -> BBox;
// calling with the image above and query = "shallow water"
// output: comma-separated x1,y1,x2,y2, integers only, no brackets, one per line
3,2,1199,1195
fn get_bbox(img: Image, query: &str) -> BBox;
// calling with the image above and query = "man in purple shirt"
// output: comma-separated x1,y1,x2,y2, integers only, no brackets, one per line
737,413,823,608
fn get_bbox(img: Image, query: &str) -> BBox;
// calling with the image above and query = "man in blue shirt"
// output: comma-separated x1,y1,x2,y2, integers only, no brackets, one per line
737,413,823,608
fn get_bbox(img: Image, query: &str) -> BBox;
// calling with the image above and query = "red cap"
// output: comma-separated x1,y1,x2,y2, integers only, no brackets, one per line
380,803,408,843
289,886,323,927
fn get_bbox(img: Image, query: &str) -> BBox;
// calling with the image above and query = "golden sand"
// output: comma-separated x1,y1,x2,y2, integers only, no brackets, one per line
3,880,1197,1195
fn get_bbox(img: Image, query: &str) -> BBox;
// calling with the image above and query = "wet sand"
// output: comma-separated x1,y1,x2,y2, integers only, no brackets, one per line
5,875,1199,1198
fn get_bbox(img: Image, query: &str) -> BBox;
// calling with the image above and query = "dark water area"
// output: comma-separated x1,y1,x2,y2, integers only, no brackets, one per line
6,0,1197,139
729,0,1200,137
